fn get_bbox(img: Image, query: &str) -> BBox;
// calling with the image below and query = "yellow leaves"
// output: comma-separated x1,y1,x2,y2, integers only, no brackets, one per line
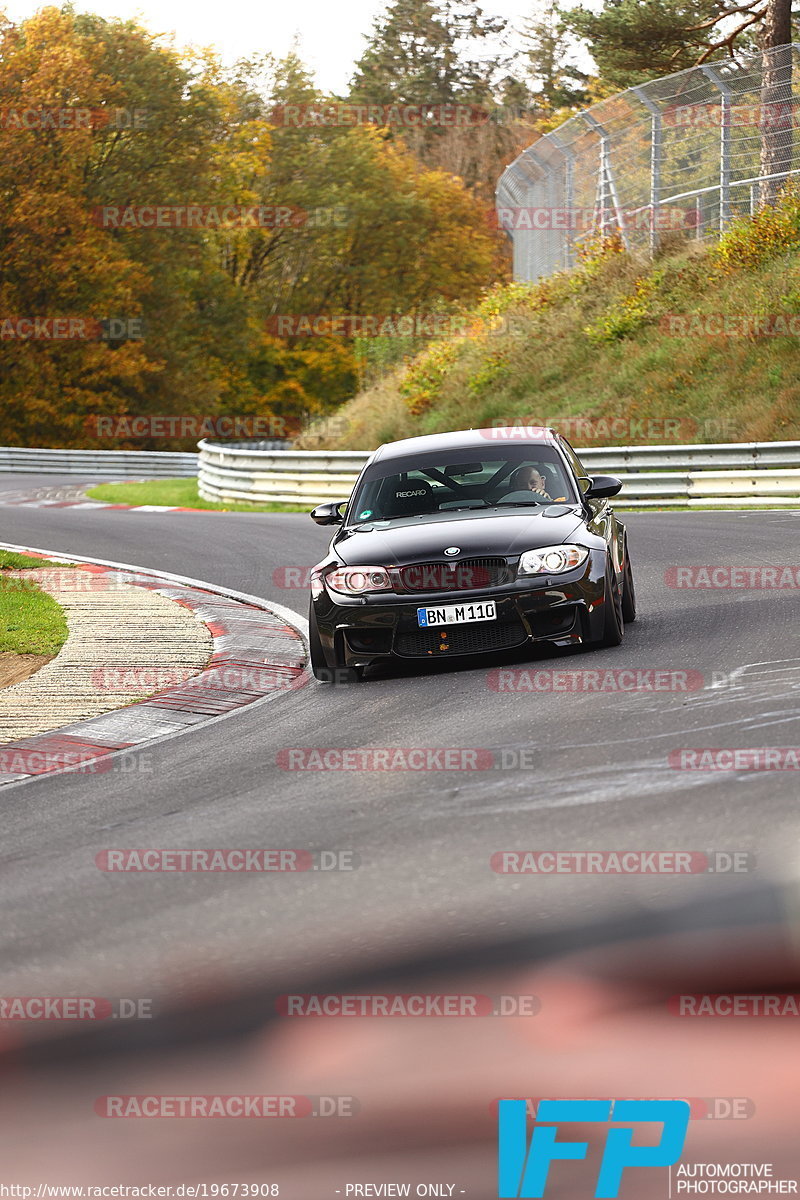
713,186,800,274
0,9,510,448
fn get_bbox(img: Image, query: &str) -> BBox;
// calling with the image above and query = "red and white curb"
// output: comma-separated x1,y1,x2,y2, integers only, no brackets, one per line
0,541,309,788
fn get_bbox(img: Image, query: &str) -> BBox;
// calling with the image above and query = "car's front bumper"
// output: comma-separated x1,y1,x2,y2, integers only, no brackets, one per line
312,552,608,669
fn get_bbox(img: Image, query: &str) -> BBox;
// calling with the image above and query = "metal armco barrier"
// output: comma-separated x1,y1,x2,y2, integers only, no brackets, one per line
198,441,372,505
198,439,800,509
0,447,198,477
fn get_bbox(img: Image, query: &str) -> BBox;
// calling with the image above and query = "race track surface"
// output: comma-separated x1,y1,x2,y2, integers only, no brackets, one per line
1,474,798,1002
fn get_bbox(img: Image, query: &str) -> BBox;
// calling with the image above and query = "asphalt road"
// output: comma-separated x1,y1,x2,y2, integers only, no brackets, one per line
1,474,799,1004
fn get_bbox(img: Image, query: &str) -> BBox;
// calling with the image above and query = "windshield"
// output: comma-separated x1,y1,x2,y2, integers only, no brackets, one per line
347,446,577,524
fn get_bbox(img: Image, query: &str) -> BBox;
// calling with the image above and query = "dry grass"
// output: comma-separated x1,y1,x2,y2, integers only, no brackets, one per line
301,216,800,450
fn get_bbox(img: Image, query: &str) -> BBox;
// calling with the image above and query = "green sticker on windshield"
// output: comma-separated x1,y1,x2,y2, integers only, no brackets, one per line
358,509,372,519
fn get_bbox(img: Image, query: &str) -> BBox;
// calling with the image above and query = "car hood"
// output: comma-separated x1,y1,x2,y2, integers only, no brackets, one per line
333,505,587,566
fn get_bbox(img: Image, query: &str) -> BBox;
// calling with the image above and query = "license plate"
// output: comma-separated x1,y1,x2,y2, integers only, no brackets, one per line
417,601,497,627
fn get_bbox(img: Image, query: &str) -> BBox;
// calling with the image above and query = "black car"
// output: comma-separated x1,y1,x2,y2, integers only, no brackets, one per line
307,427,635,681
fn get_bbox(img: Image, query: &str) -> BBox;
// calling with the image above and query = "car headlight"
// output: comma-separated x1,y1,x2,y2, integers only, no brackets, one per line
326,566,392,595
518,544,589,576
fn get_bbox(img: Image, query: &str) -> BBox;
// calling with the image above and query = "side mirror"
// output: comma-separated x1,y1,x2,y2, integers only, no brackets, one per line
310,500,347,526
584,474,622,499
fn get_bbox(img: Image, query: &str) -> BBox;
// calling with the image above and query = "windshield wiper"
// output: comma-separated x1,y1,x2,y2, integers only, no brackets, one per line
491,499,549,508
438,503,486,512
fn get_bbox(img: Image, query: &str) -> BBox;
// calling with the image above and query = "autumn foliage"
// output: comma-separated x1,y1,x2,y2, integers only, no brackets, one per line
0,9,504,448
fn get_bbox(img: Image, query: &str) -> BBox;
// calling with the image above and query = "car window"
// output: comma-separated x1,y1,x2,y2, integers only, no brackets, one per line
557,435,589,483
348,447,577,524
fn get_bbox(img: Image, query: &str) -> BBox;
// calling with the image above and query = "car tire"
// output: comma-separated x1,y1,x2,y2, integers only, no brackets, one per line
308,602,332,681
599,556,624,647
308,603,362,683
621,538,637,623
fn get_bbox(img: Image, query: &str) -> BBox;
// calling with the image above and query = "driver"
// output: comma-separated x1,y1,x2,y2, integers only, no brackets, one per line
508,465,553,499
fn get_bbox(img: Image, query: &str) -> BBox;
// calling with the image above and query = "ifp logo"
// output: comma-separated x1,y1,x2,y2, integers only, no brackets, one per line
498,1099,690,1197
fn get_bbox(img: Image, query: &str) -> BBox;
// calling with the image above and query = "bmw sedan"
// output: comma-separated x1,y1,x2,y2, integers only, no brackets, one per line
307,427,635,681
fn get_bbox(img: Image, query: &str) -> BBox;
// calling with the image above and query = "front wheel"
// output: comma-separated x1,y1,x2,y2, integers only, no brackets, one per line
621,539,637,623
599,556,624,647
308,603,362,683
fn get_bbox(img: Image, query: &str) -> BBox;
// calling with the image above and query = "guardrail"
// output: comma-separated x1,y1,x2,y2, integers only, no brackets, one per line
198,439,800,509
0,447,198,477
198,441,372,505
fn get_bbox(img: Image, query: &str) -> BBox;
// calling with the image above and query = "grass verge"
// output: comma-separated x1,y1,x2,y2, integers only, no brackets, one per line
0,556,70,657
86,478,308,513
0,550,73,571
297,191,800,451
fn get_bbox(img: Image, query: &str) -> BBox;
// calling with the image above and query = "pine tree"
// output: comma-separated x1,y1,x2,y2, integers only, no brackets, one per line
563,0,796,92
349,0,507,108
520,0,589,109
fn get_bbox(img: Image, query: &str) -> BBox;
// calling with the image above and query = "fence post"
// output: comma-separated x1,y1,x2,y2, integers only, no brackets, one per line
700,63,732,230
547,130,576,269
581,112,629,249
632,85,662,255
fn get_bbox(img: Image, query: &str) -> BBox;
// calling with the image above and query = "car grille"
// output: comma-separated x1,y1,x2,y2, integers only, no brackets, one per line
396,557,509,593
394,619,528,658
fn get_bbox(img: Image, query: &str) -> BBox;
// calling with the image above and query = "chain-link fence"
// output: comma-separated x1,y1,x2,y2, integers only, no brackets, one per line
497,43,800,281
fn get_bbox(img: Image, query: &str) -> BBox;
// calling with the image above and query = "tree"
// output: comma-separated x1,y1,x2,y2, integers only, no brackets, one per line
563,0,728,92
348,0,540,199
350,0,507,109
759,0,793,206
520,0,589,109
564,0,797,91
0,9,158,446
0,12,505,447
564,0,795,210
